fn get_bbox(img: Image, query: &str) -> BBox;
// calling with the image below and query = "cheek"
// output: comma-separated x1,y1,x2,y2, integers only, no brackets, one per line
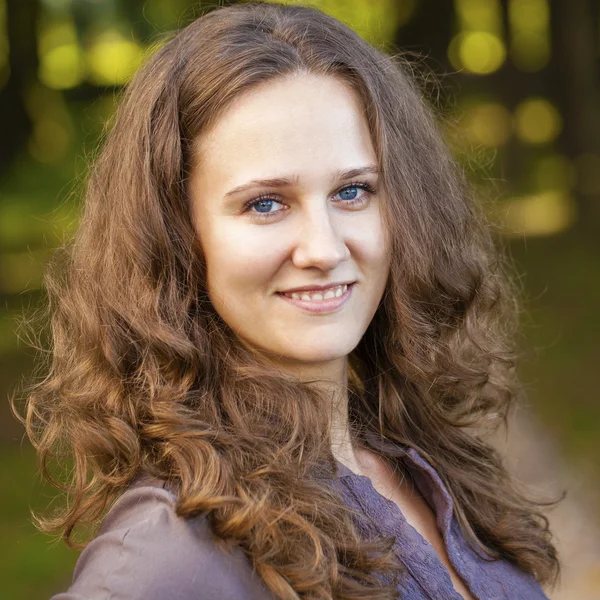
352,215,390,269
201,223,282,305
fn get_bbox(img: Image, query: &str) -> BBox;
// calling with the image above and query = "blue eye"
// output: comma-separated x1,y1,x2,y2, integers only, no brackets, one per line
248,197,285,216
254,199,276,213
338,187,360,200
334,183,376,206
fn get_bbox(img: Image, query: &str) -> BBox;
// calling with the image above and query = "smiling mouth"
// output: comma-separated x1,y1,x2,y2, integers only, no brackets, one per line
277,283,350,301
276,283,354,313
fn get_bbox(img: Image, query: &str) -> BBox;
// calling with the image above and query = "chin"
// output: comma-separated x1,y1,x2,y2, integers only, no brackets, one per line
245,332,360,366
276,344,355,365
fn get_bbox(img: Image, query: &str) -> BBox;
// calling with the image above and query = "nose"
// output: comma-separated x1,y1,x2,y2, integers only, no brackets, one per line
291,206,351,271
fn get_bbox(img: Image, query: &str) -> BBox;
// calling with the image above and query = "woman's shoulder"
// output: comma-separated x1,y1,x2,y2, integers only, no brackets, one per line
50,474,274,600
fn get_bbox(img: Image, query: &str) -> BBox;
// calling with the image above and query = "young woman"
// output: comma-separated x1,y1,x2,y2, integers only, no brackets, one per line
14,2,561,598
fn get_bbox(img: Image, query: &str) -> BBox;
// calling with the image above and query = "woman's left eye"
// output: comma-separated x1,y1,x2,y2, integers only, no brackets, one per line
335,183,374,202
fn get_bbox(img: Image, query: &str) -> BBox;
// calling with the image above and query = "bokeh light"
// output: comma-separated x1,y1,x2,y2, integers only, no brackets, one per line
502,191,577,236
449,0,506,74
449,31,507,74
262,0,410,47
508,0,550,71
514,98,562,144
40,44,86,89
461,102,512,147
86,30,145,86
455,0,503,34
38,19,86,89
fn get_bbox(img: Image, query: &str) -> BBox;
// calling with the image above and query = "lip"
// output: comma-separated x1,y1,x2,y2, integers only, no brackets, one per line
278,280,356,294
276,283,354,314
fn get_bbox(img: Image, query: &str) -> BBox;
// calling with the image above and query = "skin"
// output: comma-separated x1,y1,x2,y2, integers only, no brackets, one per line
187,73,476,598
188,72,391,473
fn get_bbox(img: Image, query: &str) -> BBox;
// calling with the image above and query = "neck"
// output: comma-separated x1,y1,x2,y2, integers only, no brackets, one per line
275,356,364,474
324,365,367,476
243,344,366,474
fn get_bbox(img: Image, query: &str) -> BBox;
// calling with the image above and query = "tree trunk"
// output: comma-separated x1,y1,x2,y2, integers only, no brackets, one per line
549,0,600,240
0,0,39,179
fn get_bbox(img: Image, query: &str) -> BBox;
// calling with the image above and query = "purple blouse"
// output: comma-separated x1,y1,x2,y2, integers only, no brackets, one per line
51,433,550,599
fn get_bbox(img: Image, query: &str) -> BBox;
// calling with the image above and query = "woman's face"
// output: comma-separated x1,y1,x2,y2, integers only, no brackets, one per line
189,73,390,378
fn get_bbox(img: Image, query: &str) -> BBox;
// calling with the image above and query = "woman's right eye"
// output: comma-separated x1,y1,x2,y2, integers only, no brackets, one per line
243,196,286,220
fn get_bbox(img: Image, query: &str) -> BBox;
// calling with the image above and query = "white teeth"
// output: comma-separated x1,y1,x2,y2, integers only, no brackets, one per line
286,284,349,301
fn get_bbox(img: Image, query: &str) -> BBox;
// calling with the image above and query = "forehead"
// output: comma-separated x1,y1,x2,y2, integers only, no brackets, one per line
191,73,377,186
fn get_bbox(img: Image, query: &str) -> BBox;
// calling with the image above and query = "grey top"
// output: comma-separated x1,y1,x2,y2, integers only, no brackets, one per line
51,432,550,599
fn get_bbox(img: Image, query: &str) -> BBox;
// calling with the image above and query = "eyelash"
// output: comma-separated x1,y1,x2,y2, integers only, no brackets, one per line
242,182,377,221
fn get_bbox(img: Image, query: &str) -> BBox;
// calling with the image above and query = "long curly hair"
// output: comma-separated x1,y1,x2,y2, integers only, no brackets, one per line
11,2,561,598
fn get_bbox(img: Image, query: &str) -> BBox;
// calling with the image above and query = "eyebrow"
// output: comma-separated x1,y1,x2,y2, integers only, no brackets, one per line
223,165,380,198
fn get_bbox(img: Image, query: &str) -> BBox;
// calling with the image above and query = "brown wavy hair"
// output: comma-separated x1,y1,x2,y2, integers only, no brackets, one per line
12,2,562,598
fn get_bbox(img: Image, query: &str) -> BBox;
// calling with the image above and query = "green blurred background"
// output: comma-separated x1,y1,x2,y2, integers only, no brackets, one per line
1,0,598,598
